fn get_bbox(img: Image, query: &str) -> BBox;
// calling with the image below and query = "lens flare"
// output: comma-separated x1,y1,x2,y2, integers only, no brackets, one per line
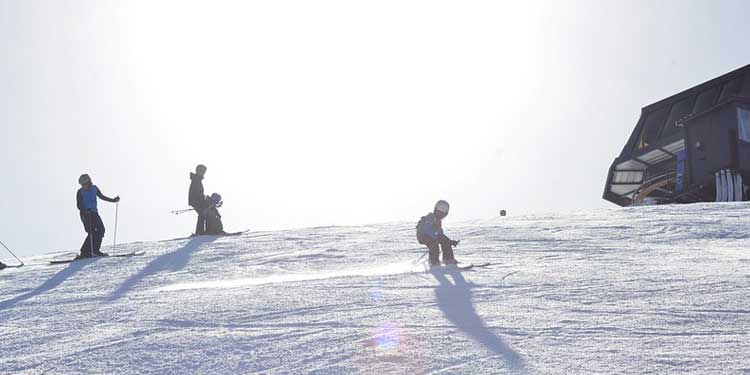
371,323,401,354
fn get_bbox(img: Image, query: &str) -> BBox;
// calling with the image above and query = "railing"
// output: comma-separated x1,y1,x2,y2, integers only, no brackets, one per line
632,171,677,204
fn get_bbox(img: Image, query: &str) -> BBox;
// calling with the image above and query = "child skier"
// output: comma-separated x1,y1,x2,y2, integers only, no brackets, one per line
204,193,226,235
416,200,460,266
76,174,120,258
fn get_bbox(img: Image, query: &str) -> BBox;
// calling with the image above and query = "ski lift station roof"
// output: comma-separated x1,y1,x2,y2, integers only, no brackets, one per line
604,64,750,206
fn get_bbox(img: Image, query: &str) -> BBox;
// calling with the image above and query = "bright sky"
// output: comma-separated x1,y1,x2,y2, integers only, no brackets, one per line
2,0,750,256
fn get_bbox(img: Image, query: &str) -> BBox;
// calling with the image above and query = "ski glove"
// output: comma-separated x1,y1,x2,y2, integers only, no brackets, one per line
451,240,460,247
114,196,121,202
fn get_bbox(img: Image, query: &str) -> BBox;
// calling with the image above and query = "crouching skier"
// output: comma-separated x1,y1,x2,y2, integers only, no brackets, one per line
204,193,227,235
416,200,460,266
77,174,120,258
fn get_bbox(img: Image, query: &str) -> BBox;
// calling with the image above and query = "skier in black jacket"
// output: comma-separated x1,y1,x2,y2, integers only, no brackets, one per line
416,200,460,266
77,174,120,258
204,193,226,235
189,164,208,235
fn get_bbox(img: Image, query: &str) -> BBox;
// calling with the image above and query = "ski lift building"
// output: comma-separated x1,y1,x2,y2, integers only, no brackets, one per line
604,64,750,206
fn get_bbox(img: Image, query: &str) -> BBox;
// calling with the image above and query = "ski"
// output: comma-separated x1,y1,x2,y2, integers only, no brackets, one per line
220,231,247,237
430,262,494,271
49,257,99,265
459,262,493,268
49,251,145,265
110,251,146,258
430,264,476,271
190,229,249,238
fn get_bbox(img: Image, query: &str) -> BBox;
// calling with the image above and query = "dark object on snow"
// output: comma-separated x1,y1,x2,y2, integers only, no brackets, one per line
500,210,507,217
416,200,459,266
604,64,750,206
0,261,5,271
77,177,119,258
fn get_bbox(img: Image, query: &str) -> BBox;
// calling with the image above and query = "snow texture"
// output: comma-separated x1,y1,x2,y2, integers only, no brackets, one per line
2,203,750,374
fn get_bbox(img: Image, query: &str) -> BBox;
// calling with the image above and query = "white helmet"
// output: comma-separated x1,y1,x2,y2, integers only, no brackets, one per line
434,200,450,215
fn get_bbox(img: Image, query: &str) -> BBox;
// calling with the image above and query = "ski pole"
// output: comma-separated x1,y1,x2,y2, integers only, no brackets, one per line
113,202,119,253
170,208,194,215
414,250,429,264
0,239,24,266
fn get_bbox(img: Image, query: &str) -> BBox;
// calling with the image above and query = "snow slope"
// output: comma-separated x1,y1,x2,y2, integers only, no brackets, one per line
1,203,750,374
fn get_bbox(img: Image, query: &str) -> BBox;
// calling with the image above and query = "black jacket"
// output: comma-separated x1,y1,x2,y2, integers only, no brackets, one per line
189,173,205,208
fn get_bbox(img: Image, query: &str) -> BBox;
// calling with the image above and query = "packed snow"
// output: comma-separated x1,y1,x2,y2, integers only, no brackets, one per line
2,203,750,374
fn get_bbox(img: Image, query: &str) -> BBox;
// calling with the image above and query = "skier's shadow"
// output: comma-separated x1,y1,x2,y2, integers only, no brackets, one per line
431,268,525,371
107,236,217,301
0,259,90,313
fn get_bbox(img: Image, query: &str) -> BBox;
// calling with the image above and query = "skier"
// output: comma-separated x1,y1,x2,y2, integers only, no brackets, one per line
189,164,209,235
416,200,460,266
77,174,120,258
204,193,226,235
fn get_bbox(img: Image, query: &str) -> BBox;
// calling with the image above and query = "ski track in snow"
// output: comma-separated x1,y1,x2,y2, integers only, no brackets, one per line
158,261,423,291
1,203,750,374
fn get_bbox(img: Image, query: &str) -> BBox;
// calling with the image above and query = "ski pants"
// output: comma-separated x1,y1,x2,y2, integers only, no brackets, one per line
80,211,105,257
193,205,207,235
421,236,455,265
205,206,224,235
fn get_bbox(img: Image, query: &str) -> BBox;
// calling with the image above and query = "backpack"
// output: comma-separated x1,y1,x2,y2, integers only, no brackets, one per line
416,215,430,244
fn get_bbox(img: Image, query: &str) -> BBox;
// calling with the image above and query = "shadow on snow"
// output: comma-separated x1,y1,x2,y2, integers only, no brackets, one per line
0,259,92,313
106,236,217,301
431,268,525,371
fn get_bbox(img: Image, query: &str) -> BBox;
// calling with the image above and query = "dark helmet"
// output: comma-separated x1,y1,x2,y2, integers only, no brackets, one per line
500,209,507,217
434,200,450,216
196,164,207,175
78,174,91,186
209,193,222,205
